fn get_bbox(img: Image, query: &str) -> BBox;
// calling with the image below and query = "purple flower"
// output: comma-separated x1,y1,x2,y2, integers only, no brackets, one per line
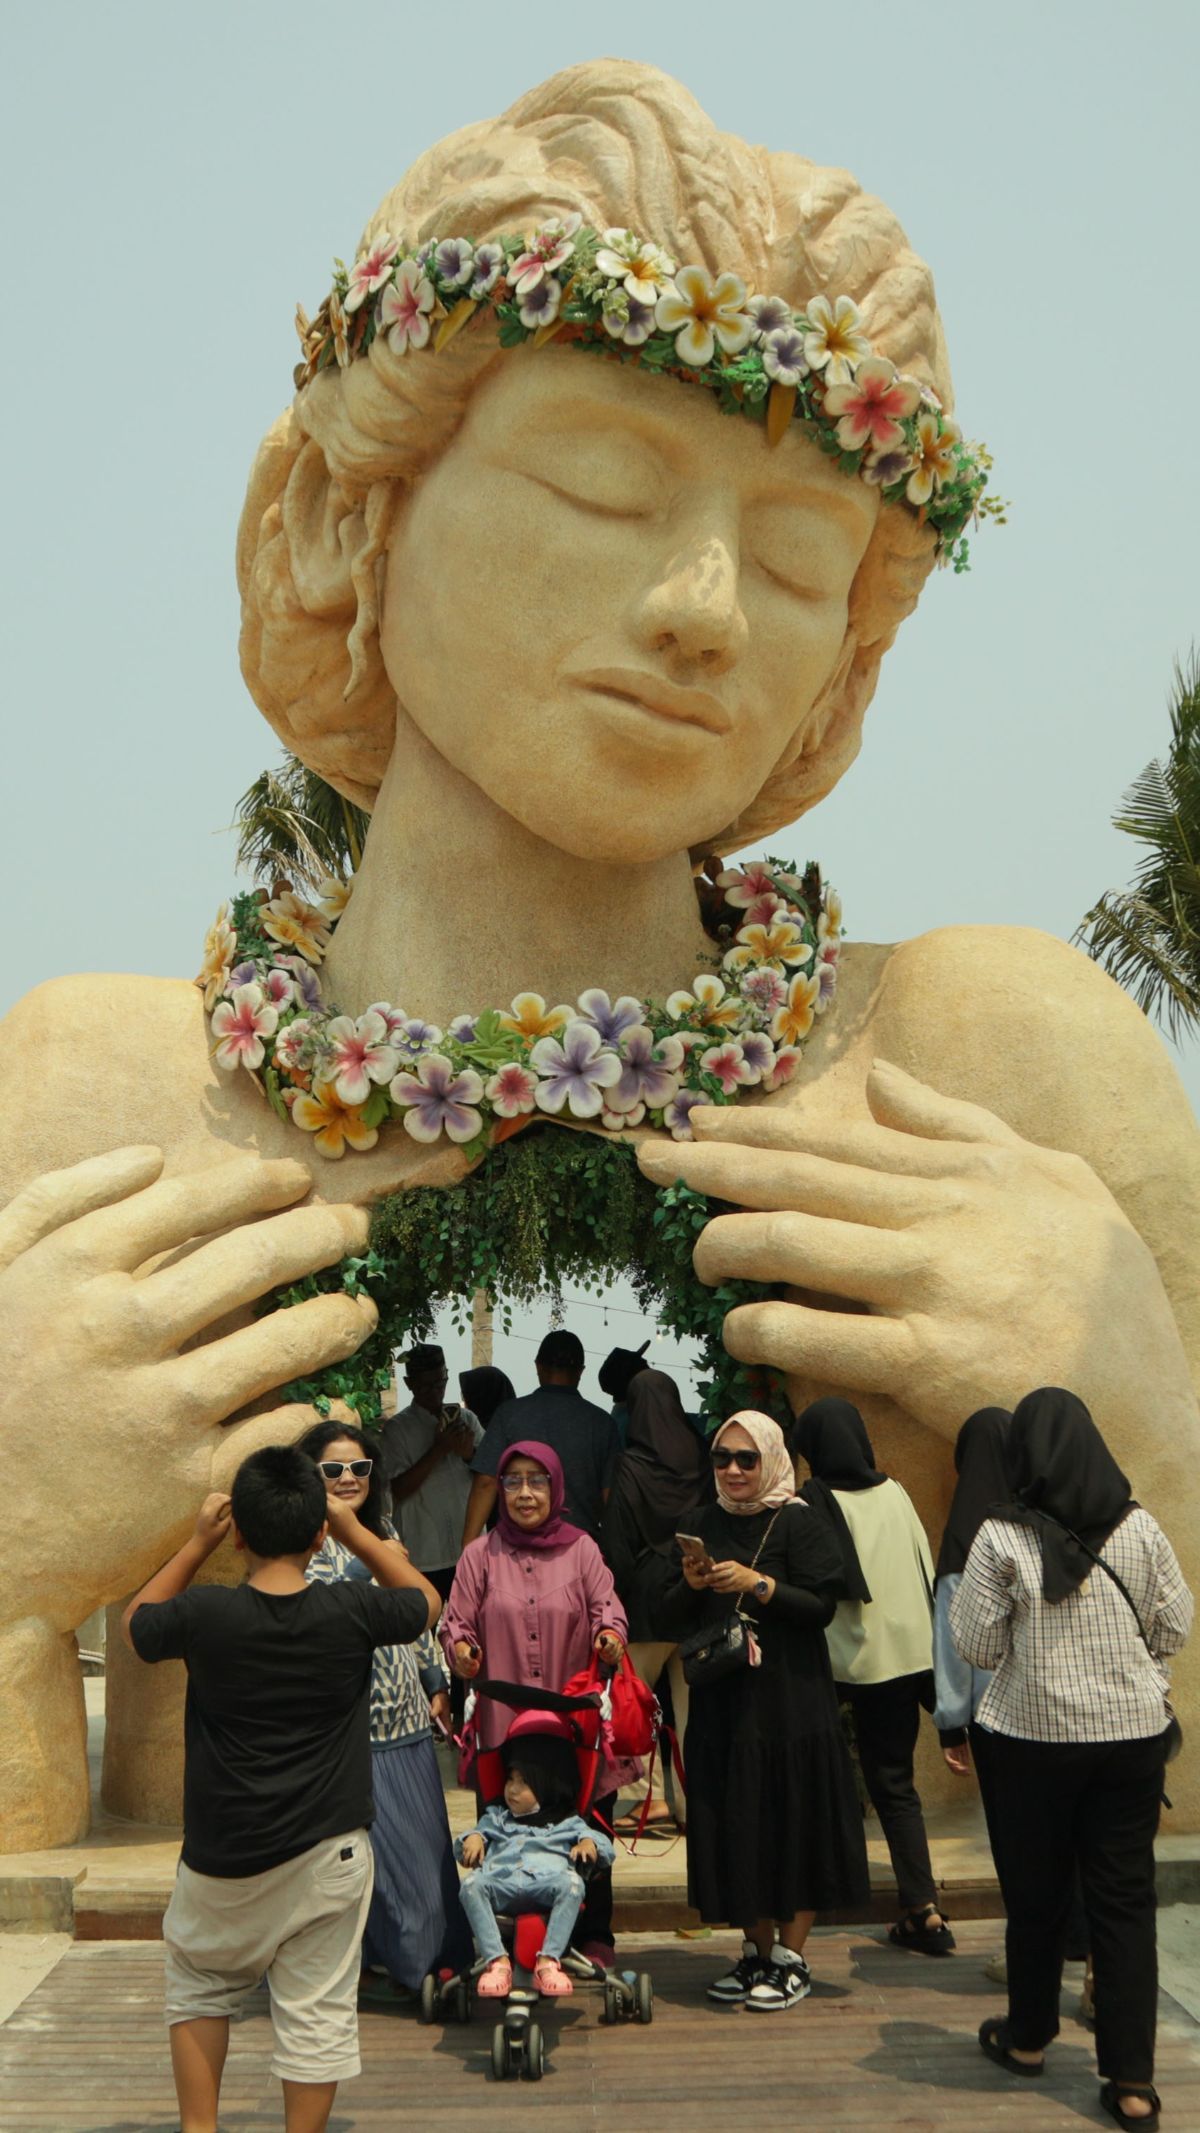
530,1019,622,1119
612,1025,685,1112
394,1014,444,1057
576,988,644,1046
227,959,257,991
747,293,794,340
517,275,562,331
601,293,656,347
738,1031,776,1084
389,1053,484,1145
863,447,915,488
762,327,810,387
470,243,505,297
435,237,475,287
448,1013,478,1044
278,956,323,1010
664,1088,709,1141
413,238,437,269
816,957,838,1006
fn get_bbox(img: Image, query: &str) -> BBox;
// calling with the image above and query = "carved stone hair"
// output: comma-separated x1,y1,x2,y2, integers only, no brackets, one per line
237,60,952,852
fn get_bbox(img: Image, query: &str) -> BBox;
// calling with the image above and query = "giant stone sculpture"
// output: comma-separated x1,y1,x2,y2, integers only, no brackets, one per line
2,60,1197,1851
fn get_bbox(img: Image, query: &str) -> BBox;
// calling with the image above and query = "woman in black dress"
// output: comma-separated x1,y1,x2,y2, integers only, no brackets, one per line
657,1410,868,2011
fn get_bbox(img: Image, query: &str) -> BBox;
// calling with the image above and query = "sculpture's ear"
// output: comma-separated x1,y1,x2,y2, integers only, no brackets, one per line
705,512,937,853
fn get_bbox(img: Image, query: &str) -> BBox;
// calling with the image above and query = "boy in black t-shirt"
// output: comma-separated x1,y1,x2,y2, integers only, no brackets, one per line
126,1444,441,2133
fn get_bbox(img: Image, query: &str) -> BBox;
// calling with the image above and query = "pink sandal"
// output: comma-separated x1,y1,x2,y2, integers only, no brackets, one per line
476,1956,512,1997
534,1954,574,1997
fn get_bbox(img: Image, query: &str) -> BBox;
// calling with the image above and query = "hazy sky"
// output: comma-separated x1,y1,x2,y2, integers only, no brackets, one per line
4,2,1197,1399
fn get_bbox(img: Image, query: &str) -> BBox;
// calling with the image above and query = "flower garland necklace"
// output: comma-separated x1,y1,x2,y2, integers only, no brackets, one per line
197,858,842,1160
294,215,1004,574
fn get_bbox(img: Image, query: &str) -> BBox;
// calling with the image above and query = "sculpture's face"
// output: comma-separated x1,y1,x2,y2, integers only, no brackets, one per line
380,350,877,863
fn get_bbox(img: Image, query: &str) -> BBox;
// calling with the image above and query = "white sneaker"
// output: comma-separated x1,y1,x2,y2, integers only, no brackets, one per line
745,1946,811,2011
706,1938,767,2005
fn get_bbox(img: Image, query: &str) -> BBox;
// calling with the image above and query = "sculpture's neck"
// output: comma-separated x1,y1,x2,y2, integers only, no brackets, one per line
321,712,713,1024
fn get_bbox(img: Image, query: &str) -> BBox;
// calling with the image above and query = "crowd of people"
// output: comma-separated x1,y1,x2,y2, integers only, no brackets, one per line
122,1329,1192,2133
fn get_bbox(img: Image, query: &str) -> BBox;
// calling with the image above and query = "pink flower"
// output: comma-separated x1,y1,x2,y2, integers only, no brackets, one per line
485,1062,538,1118
275,1016,314,1073
344,231,400,314
764,1045,802,1091
699,1041,755,1096
739,968,788,1015
367,1002,410,1044
716,862,778,909
390,1053,484,1144
379,259,435,353
509,212,582,297
263,968,296,1008
740,889,791,929
823,358,921,456
324,1010,399,1105
211,983,278,1072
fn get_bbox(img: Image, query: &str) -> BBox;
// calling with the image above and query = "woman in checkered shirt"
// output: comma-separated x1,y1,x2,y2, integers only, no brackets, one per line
951,1387,1192,2129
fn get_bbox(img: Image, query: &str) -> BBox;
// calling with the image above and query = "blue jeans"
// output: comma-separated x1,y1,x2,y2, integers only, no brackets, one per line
458,1862,585,1963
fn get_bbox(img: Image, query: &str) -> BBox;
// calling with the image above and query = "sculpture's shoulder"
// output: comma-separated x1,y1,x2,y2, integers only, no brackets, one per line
862,922,1199,1165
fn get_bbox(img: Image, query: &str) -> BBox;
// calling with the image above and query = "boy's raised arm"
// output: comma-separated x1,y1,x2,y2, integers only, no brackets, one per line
121,1493,232,1649
325,1498,443,1628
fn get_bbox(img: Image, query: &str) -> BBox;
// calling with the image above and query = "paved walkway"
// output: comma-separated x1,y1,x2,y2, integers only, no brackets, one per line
2,1920,1198,2133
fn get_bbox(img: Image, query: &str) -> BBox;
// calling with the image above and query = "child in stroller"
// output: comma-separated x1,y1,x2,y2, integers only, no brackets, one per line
455,1707,615,1998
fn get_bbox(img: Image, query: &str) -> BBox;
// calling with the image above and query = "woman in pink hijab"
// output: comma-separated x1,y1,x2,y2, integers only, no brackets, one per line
656,1412,868,2012
441,1439,629,1965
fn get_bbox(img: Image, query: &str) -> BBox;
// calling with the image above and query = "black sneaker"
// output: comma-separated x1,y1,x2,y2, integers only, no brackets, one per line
745,1950,812,2011
706,1939,766,2005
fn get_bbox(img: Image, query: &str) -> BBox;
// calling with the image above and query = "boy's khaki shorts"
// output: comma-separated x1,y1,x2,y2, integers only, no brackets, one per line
163,1828,373,2085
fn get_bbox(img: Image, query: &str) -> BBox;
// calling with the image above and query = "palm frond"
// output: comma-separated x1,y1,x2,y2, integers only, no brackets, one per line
232,759,370,894
1074,650,1200,1037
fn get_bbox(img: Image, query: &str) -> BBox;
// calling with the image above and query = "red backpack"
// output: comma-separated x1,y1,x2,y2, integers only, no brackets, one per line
562,1652,658,1758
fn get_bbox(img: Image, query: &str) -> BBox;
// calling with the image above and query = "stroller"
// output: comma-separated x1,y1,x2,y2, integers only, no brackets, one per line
418,1678,654,2080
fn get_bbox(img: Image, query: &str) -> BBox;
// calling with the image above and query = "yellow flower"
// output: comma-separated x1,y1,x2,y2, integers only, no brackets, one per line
291,1079,378,1159
263,890,330,967
196,902,236,1010
315,874,352,922
498,992,572,1041
905,411,963,508
329,291,351,370
722,919,808,973
665,973,742,1030
770,972,820,1048
803,294,872,387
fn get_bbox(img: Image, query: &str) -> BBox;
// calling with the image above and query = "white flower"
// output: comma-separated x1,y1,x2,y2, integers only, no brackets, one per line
594,229,677,305
746,293,795,342
802,293,871,386
655,266,754,368
761,326,810,387
434,237,475,288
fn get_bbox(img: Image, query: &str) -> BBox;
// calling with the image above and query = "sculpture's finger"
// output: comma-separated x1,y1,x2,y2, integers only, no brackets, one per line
638,1139,940,1229
208,1401,324,1489
0,1146,164,1272
722,1296,912,1395
139,1201,369,1347
866,1058,1022,1147
683,1104,981,1179
171,1290,378,1426
74,1155,317,1272
695,1209,925,1307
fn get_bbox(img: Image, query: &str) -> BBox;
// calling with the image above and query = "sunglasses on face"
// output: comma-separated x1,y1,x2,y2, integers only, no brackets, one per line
712,1448,761,1472
500,1472,552,1494
318,1459,373,1480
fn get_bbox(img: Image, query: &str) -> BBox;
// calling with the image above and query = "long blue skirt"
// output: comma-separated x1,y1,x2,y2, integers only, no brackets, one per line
365,1735,472,1987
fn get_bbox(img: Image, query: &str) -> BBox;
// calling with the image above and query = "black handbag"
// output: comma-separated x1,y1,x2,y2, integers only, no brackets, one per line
679,1512,780,1689
1047,1516,1182,1764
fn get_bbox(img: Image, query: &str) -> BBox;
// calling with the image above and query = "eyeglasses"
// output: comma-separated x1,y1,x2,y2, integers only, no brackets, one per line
712,1448,761,1472
500,1472,552,1493
318,1459,373,1480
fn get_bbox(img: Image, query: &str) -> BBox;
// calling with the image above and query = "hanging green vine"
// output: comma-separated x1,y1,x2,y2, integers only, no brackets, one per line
266,1127,788,1430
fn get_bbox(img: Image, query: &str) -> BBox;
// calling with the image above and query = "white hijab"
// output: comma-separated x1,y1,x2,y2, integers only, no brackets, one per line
713,1411,800,1517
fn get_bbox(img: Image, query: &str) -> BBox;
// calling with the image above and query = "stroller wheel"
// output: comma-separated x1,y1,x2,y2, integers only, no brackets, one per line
636,1972,654,2025
454,1977,472,2024
418,1973,437,2026
525,2019,544,2080
601,1976,619,2025
491,2022,511,2080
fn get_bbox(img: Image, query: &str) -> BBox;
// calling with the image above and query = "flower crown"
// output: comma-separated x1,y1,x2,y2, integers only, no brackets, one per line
295,214,1002,571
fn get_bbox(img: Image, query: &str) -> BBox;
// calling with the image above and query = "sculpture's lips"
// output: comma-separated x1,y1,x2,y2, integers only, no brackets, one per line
569,667,733,736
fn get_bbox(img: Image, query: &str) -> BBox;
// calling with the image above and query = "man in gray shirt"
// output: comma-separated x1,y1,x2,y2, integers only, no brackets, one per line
383,1344,482,1604
462,1330,620,1546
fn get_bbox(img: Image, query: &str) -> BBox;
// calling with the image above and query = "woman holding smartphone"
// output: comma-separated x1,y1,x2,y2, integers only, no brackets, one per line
300,1418,471,1997
657,1412,868,2011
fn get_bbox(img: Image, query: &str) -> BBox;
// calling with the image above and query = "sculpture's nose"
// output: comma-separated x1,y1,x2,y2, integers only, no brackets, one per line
635,525,748,675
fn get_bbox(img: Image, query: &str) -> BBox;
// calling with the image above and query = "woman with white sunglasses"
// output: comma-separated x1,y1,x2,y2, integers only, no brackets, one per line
299,1419,470,2000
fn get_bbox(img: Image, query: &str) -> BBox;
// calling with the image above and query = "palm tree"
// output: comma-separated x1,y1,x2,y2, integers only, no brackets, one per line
232,756,370,894
1075,653,1200,1038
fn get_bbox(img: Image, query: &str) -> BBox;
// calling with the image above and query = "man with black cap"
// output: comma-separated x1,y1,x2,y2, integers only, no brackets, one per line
461,1330,620,1546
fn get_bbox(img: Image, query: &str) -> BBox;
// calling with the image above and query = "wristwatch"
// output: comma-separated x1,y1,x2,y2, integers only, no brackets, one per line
753,1576,770,1599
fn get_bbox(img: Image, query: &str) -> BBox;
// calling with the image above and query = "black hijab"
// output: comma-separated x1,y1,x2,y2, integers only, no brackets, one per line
998,1387,1136,1602
935,1407,1012,1583
790,1397,881,1603
602,1369,712,1617
460,1366,516,1429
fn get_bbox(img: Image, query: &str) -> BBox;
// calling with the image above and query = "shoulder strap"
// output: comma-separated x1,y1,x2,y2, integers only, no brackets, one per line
1042,1513,1151,1649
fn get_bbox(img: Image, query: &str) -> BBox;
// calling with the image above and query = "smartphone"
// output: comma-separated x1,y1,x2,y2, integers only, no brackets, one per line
676,1532,713,1568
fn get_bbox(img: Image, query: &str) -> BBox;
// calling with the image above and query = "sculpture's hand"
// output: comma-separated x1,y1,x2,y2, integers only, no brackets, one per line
639,1059,1190,1434
0,1144,376,1628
